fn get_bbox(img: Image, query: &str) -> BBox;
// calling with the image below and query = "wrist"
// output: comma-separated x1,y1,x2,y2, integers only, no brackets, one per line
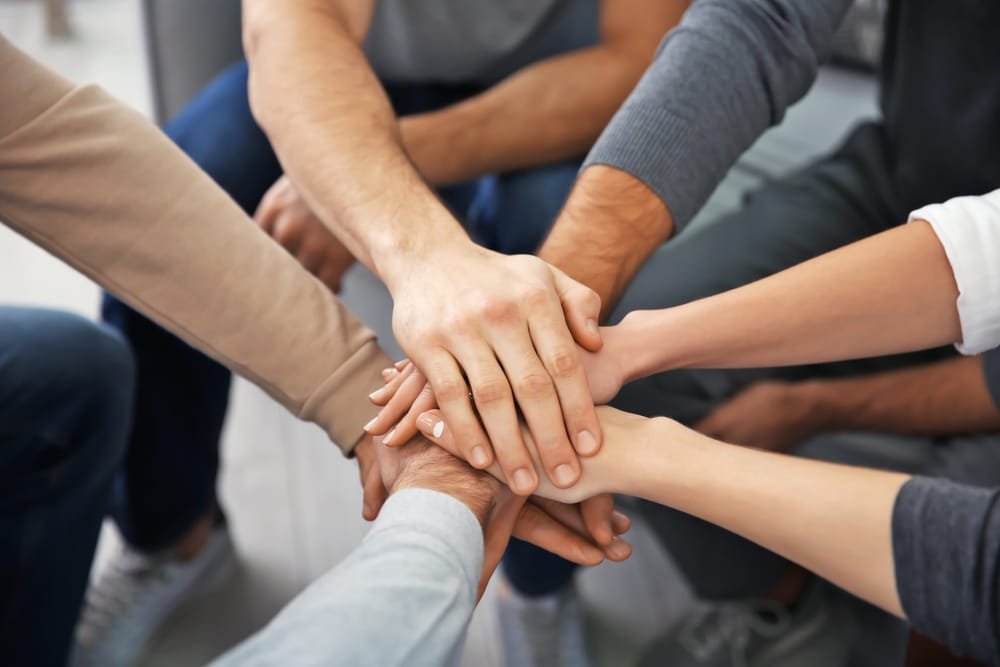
392,463,496,528
792,380,841,433
375,215,475,292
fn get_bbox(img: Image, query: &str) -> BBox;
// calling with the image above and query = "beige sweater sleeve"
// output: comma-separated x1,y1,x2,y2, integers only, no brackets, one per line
0,36,392,454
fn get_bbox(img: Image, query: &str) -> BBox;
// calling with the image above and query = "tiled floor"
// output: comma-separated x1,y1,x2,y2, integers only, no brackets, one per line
1,2,879,665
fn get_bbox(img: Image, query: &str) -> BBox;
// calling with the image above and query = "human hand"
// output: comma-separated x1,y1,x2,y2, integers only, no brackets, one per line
375,434,631,597
384,240,605,495
693,380,831,452
254,174,356,292
353,434,388,521
415,405,653,506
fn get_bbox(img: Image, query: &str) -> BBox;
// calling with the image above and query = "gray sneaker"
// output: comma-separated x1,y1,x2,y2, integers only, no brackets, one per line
497,575,593,667
636,579,857,667
71,524,235,667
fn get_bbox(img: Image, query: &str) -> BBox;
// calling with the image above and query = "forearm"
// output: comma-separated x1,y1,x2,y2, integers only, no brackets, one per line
213,489,483,666
613,221,961,379
539,166,673,317
242,0,467,286
402,47,651,187
803,356,1000,436
614,419,907,616
0,36,389,453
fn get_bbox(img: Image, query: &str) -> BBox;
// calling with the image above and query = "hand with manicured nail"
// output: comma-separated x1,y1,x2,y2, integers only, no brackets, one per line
372,432,632,597
385,243,605,496
416,405,656,506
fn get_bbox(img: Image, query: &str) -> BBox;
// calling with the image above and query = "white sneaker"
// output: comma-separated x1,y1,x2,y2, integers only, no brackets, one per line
71,525,235,667
497,574,593,667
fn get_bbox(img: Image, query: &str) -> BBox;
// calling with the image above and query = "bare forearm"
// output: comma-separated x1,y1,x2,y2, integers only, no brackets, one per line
540,166,674,317
804,356,1000,436
402,48,648,186
242,0,466,285
615,221,961,379
617,419,907,616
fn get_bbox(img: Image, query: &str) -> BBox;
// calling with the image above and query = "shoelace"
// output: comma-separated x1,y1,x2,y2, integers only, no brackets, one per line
678,601,792,667
76,550,171,646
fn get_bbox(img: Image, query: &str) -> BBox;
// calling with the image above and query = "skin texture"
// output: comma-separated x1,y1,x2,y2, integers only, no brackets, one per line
243,0,613,494
252,0,687,291
416,406,908,618
693,356,1000,453
373,434,632,597
579,221,962,395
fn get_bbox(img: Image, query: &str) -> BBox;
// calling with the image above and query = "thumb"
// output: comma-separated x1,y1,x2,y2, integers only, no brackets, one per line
550,266,603,352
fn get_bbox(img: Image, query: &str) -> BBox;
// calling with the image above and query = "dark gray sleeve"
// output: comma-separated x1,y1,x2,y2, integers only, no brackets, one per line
981,348,1000,409
583,0,853,230
892,476,1000,663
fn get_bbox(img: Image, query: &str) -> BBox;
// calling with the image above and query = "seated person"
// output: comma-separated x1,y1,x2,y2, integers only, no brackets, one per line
0,38,625,667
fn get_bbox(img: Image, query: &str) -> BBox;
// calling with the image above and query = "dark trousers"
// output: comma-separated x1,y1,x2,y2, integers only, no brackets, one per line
101,60,580,551
503,123,1000,665
0,307,134,667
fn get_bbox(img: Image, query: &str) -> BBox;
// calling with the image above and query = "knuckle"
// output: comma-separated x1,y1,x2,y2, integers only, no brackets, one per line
431,375,466,403
472,376,511,405
514,372,555,399
519,286,550,310
545,348,580,378
479,296,517,323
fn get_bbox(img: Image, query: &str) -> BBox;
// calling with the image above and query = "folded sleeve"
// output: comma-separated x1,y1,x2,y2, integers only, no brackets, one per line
892,477,1000,663
583,0,852,230
909,189,1000,355
212,488,484,667
0,36,391,453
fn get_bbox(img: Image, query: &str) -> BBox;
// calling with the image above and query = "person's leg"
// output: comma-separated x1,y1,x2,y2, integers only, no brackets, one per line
102,60,283,551
0,307,134,667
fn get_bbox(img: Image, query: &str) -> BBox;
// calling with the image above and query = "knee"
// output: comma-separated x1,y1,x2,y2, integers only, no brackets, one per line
3,308,135,434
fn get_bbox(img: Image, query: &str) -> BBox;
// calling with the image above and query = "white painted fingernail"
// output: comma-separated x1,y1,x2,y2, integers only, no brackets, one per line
432,421,445,438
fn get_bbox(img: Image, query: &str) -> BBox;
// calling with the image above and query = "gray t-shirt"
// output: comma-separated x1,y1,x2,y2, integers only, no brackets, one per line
363,0,598,85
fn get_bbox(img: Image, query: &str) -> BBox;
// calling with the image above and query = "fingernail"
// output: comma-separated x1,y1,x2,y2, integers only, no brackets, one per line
363,416,378,432
382,428,396,446
471,446,490,468
576,430,598,455
416,414,438,434
363,503,372,518
512,468,536,494
553,463,577,487
609,537,630,559
578,545,603,564
613,510,631,531
586,318,599,334
368,388,385,402
381,368,396,381
432,421,445,438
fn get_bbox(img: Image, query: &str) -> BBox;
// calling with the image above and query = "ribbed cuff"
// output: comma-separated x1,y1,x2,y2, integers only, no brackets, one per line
910,190,1000,355
584,99,722,232
300,339,393,455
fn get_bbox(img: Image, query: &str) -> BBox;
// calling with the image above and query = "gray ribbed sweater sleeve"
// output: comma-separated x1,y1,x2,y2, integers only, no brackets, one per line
892,477,1000,663
584,0,853,229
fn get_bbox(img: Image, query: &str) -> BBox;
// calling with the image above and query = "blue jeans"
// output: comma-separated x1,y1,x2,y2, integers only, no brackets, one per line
0,307,134,667
101,60,580,551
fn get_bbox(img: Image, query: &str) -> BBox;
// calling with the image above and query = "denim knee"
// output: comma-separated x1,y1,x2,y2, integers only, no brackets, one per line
0,307,135,479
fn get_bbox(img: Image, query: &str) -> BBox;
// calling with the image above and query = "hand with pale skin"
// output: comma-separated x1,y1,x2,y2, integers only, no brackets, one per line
373,433,632,596
254,175,357,293
366,359,623,547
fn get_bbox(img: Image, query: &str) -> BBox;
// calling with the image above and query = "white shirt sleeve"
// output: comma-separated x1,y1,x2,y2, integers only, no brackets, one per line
909,189,1000,355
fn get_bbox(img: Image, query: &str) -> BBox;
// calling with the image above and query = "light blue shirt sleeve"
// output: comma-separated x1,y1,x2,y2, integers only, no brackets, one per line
210,488,484,667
